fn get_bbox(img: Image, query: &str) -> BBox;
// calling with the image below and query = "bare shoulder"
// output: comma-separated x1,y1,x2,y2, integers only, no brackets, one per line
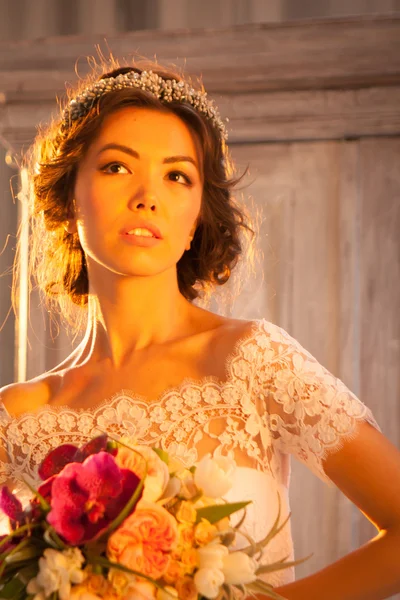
198,311,258,351
0,374,61,419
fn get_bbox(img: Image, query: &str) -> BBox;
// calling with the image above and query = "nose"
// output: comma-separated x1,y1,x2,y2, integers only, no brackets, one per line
128,179,158,212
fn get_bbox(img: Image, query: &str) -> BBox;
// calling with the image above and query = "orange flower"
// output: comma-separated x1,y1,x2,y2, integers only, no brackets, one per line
107,501,178,579
176,501,197,524
180,547,198,574
163,559,186,584
116,445,169,502
177,523,195,548
70,581,118,600
175,576,198,600
194,519,218,546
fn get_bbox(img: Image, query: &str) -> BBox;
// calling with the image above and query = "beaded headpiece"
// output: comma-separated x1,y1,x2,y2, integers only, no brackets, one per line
62,69,228,140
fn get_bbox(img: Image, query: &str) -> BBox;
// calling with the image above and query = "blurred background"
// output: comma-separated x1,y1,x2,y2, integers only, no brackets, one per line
0,0,399,594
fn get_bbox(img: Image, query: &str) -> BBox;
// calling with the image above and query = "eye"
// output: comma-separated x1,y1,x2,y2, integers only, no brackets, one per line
167,171,192,186
100,162,130,175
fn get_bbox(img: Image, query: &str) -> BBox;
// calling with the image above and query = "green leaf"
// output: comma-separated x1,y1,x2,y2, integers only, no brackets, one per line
152,447,169,465
0,537,33,579
196,501,251,524
5,546,42,564
14,562,39,584
21,477,50,512
0,577,26,599
42,523,67,550
0,523,41,551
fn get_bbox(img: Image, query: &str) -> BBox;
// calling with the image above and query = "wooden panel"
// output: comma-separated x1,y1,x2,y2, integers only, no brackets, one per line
0,147,16,387
229,137,400,589
0,15,399,91
229,143,295,324
359,138,400,550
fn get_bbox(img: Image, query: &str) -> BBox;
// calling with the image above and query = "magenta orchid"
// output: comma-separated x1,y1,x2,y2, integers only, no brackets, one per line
0,486,24,523
46,451,141,545
37,433,113,480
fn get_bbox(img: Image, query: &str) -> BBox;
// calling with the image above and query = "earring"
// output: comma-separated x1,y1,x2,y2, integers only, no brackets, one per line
185,235,193,251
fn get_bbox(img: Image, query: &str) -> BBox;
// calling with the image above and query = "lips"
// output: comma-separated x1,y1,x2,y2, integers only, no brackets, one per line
120,220,162,239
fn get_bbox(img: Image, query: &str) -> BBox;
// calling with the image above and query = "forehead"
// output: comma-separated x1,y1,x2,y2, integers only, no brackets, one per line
90,106,200,159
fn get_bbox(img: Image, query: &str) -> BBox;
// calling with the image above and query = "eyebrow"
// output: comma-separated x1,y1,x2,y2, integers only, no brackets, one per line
96,143,198,168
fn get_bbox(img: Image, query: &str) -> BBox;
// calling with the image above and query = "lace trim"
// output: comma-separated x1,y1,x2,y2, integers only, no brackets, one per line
0,319,263,423
0,317,382,492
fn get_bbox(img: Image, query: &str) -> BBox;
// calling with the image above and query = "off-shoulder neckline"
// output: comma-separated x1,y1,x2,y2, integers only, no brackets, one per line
0,318,266,423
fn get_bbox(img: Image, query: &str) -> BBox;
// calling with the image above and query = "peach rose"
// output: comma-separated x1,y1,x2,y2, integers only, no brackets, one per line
116,445,169,502
176,576,198,600
107,501,178,579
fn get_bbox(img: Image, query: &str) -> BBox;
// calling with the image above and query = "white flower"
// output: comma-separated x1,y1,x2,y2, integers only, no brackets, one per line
27,548,86,600
194,454,236,497
197,543,229,570
194,567,225,599
161,475,181,499
222,551,257,585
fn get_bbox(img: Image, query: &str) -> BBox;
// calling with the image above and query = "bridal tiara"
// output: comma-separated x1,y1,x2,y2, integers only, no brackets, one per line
62,69,229,140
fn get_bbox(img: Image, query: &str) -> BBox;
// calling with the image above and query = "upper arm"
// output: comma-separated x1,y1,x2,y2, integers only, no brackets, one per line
323,420,400,532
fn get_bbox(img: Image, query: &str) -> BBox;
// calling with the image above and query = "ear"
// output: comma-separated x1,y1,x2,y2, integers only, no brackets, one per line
64,197,78,234
64,219,78,235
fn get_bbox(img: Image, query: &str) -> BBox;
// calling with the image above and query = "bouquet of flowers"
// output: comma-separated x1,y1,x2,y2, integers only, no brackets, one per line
0,434,302,600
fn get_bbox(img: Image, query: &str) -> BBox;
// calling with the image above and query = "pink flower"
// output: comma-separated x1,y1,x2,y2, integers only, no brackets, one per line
38,434,115,480
115,445,169,502
47,452,141,545
107,501,178,579
0,486,24,522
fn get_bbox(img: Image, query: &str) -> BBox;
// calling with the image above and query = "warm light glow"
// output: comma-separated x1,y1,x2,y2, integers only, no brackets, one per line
16,167,29,382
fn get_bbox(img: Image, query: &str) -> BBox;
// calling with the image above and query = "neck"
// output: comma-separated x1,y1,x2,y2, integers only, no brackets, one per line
74,266,197,369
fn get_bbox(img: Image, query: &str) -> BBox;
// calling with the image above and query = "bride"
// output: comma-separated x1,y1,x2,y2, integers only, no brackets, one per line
0,59,400,599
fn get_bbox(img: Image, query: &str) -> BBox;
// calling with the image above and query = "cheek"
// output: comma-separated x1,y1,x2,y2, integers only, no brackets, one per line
171,193,202,233
75,176,120,228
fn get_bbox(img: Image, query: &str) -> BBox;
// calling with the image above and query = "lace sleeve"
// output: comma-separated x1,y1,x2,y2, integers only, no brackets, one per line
253,320,382,486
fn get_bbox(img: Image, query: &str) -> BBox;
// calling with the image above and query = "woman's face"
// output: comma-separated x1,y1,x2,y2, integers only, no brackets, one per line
73,107,203,280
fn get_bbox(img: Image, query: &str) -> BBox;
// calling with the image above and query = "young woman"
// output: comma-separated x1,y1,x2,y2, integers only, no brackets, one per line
0,60,399,599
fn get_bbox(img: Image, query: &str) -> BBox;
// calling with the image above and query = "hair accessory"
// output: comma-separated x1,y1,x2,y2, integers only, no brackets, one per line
62,70,228,140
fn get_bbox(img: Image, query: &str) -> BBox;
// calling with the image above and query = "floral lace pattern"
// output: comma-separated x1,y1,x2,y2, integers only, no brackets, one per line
0,318,381,586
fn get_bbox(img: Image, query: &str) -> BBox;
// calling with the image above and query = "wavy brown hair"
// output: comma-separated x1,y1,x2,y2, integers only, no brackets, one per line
19,57,256,329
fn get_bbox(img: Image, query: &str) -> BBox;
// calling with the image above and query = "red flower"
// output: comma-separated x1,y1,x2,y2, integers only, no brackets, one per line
46,452,141,545
0,486,24,522
38,434,111,480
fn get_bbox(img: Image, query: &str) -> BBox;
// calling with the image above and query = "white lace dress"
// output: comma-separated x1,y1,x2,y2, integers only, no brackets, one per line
0,319,381,588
